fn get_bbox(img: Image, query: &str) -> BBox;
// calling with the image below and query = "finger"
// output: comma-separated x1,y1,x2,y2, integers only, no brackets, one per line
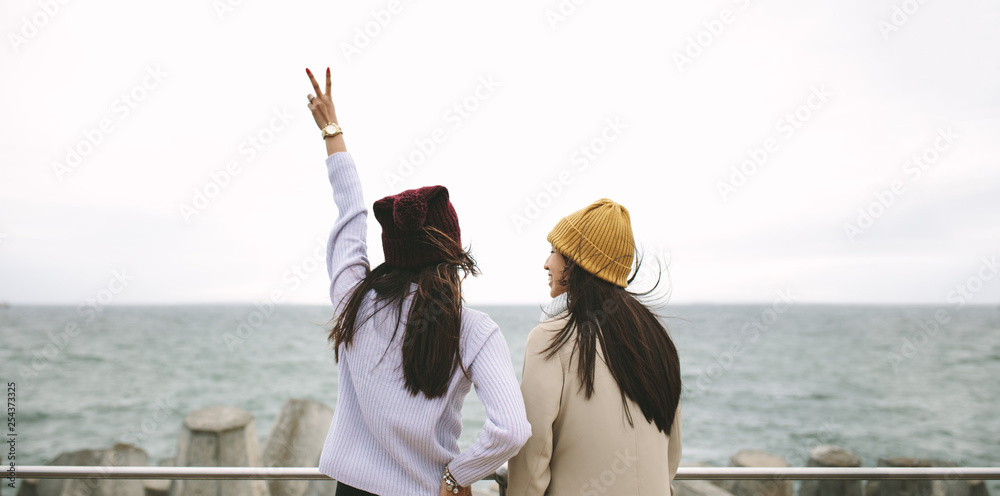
307,93,315,103
306,68,322,96
325,67,331,96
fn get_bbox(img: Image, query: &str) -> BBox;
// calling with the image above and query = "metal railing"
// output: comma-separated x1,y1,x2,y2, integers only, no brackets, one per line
12,465,1000,495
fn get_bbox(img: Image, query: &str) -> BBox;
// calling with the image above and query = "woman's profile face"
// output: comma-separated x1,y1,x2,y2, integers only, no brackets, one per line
544,247,568,298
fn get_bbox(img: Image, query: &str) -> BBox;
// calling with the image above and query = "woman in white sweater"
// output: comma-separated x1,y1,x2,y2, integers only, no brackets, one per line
508,199,683,496
304,67,530,496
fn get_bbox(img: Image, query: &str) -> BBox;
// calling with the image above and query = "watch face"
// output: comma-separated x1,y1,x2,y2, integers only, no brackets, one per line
324,124,337,134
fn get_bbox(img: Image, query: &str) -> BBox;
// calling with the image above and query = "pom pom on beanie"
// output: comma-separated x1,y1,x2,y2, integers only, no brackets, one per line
392,191,427,232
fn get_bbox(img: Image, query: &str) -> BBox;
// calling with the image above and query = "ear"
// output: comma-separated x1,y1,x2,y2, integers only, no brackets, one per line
373,196,394,226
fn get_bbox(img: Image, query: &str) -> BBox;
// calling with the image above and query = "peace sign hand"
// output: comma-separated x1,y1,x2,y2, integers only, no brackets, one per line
306,67,338,130
305,67,346,156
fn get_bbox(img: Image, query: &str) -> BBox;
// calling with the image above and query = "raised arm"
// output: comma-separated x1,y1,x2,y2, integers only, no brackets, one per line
305,67,368,308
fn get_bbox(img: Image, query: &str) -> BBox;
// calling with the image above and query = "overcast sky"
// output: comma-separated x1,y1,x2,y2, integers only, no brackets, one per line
1,0,999,306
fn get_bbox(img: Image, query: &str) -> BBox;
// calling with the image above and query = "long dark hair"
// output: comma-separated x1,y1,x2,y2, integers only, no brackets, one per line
544,252,682,435
330,227,478,399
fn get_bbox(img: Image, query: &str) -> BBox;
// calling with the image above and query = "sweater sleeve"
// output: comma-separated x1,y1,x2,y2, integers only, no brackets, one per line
325,152,369,309
668,405,683,496
506,325,564,496
447,323,532,487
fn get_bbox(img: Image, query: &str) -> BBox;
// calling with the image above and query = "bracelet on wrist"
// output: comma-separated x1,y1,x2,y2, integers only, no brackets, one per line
443,466,460,494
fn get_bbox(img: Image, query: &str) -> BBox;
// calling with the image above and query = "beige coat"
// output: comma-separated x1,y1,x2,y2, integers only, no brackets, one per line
507,316,682,496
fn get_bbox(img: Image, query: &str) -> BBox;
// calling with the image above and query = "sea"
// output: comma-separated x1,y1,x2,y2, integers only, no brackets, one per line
2,304,999,493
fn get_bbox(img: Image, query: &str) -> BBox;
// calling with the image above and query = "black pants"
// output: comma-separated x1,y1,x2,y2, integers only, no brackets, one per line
336,482,378,496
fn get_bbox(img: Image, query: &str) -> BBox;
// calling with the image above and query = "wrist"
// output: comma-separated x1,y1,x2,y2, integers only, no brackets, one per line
321,122,343,139
325,134,345,156
443,466,462,494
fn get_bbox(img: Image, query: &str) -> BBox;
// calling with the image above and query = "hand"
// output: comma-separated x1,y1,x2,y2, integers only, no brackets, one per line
305,67,346,155
306,67,337,129
439,477,472,496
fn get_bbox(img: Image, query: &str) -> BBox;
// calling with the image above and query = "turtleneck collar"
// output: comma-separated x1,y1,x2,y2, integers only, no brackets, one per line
540,292,568,321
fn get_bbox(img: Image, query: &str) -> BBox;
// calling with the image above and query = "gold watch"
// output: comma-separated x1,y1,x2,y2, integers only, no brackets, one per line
321,122,342,139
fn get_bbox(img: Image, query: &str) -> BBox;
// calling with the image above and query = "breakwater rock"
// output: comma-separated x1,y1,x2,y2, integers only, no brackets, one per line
17,443,147,496
22,400,344,496
169,405,269,496
262,399,337,496
717,449,794,496
868,457,987,496
686,449,991,496
800,445,862,496
143,457,174,496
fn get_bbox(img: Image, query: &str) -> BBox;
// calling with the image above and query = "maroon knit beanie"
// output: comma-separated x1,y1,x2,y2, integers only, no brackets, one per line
372,185,461,268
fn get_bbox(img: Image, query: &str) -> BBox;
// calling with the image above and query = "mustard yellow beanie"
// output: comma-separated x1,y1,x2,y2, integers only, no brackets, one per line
547,199,634,288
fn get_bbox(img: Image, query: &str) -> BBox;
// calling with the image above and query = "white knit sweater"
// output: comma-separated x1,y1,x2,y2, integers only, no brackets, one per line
317,152,531,495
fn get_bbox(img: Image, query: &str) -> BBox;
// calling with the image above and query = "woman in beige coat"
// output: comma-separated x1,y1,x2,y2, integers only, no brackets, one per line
508,199,682,496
